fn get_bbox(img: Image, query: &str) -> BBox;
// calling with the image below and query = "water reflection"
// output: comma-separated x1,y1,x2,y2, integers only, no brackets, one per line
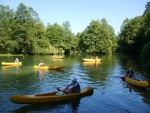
123,82,150,104
0,55,150,113
33,69,48,80
52,58,63,62
82,62,101,69
12,98,81,113
38,69,46,76
2,65,20,70
1,65,21,75
142,88,150,104
11,88,93,113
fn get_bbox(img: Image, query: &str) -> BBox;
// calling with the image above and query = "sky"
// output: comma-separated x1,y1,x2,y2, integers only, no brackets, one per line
0,0,149,35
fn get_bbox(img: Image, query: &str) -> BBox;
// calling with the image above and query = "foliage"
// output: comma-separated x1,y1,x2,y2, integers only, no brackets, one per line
117,1,150,59
78,19,117,54
1,1,150,59
45,21,78,54
140,41,150,60
118,17,143,54
0,5,15,53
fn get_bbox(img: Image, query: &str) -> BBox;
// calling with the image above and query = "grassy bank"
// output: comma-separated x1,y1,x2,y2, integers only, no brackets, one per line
0,54,23,56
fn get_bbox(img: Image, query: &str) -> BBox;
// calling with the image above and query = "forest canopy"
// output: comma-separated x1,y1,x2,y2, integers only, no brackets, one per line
0,2,150,60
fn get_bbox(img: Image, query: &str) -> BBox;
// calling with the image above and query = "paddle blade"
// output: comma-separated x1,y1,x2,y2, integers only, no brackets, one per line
121,77,125,81
57,88,61,91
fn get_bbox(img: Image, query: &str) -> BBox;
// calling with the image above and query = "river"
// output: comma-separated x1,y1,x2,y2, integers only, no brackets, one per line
0,54,150,113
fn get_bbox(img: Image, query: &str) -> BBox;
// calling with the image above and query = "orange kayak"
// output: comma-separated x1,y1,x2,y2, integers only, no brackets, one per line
34,65,65,70
82,58,101,62
10,87,93,104
1,62,22,66
122,77,149,88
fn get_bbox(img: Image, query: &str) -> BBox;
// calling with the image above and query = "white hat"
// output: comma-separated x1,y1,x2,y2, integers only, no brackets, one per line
130,68,132,70
72,78,77,81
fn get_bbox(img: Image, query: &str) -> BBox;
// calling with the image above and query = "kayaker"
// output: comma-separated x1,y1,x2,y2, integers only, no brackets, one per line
95,56,98,60
125,68,134,78
63,78,81,94
39,60,44,67
15,58,19,62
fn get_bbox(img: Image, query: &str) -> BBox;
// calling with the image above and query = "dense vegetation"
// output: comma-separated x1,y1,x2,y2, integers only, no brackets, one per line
118,1,150,60
0,2,150,60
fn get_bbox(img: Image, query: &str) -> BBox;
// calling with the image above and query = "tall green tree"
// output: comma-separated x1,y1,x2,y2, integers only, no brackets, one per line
45,21,78,54
79,19,116,54
140,1,150,59
12,3,37,54
45,23,65,54
12,3,50,54
118,17,142,54
0,5,16,53
62,21,78,54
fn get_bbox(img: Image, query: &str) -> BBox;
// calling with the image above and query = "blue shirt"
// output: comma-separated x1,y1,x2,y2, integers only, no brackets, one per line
69,81,81,92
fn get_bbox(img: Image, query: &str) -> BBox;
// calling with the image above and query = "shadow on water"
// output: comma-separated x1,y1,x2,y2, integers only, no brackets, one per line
34,69,65,76
12,98,81,113
12,91,94,113
123,82,150,105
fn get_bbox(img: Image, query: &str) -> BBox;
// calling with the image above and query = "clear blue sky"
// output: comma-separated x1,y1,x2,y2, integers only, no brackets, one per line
1,0,149,34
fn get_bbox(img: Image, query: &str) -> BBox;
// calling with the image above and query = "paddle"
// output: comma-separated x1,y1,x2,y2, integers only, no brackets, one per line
57,88,68,94
38,65,41,69
121,76,126,81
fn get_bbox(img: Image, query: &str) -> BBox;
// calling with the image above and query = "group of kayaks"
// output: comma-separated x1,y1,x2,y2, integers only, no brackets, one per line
82,58,149,88
3,56,94,104
10,77,149,105
2,56,150,104
1,55,65,70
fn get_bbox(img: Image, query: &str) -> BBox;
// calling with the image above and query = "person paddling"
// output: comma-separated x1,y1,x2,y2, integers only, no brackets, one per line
63,78,81,94
15,58,19,62
38,60,44,68
125,68,134,78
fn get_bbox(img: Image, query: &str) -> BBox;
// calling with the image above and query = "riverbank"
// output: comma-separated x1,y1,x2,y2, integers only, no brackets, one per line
0,54,23,56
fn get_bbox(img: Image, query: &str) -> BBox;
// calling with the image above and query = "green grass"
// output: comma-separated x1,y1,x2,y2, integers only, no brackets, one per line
0,54,23,56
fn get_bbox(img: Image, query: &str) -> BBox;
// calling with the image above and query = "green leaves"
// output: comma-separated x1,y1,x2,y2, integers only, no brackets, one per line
118,17,142,54
78,19,116,54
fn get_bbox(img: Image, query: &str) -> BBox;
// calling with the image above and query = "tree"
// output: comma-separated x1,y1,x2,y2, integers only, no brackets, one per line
0,5,16,53
62,21,78,54
140,1,150,59
45,23,65,53
143,1,150,16
12,3,49,54
118,17,142,54
140,41,150,60
79,19,116,54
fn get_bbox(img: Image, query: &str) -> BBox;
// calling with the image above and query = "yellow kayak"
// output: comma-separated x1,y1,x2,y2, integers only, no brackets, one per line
10,87,93,104
122,77,149,88
82,58,101,62
2,65,20,70
1,62,22,66
82,62,101,66
52,55,63,59
34,65,65,70
82,62,101,69
52,59,63,62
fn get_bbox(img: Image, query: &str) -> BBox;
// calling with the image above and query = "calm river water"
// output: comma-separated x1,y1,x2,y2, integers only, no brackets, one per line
0,54,150,113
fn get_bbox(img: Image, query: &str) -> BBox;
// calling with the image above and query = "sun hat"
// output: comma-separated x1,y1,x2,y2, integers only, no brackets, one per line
72,78,77,81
